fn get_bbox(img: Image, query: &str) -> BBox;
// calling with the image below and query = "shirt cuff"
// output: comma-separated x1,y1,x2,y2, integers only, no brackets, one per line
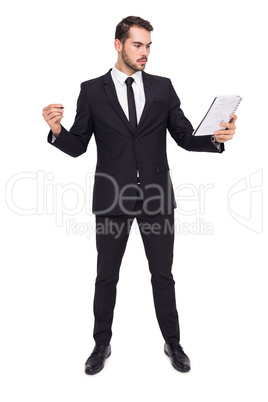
211,136,222,152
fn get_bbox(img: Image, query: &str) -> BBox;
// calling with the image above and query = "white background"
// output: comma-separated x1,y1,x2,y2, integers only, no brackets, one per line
1,0,267,400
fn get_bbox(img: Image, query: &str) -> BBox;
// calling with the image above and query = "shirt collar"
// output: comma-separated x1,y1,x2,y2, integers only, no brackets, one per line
112,65,143,86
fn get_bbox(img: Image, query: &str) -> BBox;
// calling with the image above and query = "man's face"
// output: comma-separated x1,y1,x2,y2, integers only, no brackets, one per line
121,26,152,72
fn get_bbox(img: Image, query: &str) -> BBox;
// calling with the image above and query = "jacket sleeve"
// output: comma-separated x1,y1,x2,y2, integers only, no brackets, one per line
167,80,224,153
47,82,94,157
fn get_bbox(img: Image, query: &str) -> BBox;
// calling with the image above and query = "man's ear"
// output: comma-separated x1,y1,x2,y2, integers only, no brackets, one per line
114,39,123,53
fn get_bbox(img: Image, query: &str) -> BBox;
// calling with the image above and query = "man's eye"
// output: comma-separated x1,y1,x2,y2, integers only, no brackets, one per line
135,45,141,48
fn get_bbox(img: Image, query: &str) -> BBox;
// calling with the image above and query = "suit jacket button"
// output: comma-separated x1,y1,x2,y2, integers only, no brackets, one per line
132,162,136,166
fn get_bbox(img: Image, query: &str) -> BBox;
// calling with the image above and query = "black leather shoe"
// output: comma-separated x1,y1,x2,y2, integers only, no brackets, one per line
164,339,191,373
85,344,111,375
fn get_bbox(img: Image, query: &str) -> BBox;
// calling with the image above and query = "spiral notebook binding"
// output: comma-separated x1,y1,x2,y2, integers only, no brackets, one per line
233,96,242,113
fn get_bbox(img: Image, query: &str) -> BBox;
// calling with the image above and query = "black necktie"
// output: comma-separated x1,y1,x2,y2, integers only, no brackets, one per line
125,77,137,130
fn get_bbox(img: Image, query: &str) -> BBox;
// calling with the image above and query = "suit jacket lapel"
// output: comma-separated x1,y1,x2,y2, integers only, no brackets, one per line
103,70,134,136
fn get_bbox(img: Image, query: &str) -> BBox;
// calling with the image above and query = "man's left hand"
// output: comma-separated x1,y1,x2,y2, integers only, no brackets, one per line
214,114,237,143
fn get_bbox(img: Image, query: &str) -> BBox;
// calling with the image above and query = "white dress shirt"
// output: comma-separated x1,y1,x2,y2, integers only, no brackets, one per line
110,65,145,123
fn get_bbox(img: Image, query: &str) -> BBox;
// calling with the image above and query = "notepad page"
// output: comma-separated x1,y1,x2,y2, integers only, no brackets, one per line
193,95,242,136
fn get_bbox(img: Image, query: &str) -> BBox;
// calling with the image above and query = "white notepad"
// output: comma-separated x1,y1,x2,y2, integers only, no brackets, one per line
192,95,242,136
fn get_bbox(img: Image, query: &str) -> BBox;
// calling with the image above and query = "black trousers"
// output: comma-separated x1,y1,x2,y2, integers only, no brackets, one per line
93,186,180,345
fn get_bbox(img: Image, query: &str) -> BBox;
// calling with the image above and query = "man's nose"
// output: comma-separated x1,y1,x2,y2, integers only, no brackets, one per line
141,47,149,57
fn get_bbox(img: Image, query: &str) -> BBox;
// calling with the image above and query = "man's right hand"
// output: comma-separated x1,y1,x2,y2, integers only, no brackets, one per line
42,104,64,137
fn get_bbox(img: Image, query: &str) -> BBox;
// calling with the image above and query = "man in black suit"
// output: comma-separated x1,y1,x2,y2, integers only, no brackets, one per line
43,16,237,375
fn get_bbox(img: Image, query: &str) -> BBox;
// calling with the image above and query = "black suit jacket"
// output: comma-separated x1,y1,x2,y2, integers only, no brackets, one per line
48,69,224,215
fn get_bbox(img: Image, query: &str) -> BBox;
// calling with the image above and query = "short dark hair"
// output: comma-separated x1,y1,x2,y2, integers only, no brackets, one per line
115,16,154,44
